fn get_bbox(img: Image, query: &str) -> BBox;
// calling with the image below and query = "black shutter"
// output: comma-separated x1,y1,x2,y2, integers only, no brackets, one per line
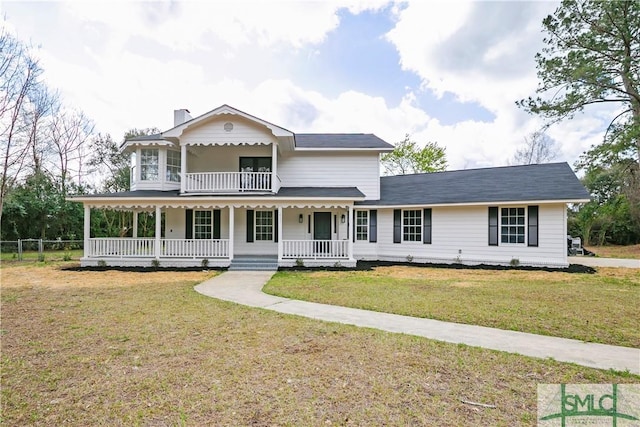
369,210,377,243
274,209,278,242
185,209,193,239
393,209,401,243
423,208,432,244
213,209,221,239
488,207,498,246
246,209,254,242
528,205,539,247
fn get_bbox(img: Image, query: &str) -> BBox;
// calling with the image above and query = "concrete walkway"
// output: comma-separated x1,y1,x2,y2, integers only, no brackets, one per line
195,271,640,375
569,256,640,268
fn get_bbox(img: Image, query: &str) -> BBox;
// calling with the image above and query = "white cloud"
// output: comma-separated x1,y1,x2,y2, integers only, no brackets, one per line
3,0,605,171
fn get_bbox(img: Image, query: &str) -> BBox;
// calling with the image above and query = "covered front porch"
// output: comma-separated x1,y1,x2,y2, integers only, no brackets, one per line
80,201,357,268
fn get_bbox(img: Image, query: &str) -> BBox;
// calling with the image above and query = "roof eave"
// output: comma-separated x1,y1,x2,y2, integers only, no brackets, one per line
355,198,591,208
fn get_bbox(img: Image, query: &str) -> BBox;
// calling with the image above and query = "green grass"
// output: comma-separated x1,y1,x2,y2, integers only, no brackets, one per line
264,266,640,348
2,264,637,426
585,243,640,259
0,249,84,262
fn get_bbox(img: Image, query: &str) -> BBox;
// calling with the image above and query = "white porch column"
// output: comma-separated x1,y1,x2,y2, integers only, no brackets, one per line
228,205,234,260
277,206,283,261
132,211,138,238
348,205,354,260
271,142,278,192
155,205,161,259
84,205,91,257
180,144,187,194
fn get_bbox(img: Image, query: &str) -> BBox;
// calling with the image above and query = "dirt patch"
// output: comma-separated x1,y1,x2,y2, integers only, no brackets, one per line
1,263,217,289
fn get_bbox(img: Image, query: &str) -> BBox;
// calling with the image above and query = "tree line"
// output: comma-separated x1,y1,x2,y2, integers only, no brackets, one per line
2,1,639,246
0,25,159,242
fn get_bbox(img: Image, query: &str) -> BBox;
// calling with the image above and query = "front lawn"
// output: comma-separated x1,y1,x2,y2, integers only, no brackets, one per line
264,266,640,348
2,264,637,426
585,243,640,259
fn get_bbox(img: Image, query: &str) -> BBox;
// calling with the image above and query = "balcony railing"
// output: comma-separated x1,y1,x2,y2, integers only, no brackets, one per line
282,240,349,259
86,238,229,258
184,172,273,193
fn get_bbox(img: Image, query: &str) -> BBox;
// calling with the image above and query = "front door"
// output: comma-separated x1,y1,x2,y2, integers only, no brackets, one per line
313,212,332,253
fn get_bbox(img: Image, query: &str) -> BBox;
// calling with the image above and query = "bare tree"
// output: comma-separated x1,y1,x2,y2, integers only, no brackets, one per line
47,107,95,194
0,27,45,223
511,131,558,165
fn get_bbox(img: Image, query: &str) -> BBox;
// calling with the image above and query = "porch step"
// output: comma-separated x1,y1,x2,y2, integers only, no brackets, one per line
228,256,278,271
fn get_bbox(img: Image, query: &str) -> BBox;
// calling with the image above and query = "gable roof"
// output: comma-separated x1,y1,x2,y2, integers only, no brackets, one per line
356,162,590,206
163,104,294,139
295,134,393,150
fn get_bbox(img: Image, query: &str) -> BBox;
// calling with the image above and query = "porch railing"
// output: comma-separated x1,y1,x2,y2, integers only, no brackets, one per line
282,240,350,259
184,172,273,193
88,238,155,257
86,238,229,258
162,239,228,258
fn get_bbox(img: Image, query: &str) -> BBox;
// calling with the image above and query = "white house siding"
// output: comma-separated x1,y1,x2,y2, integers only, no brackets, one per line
354,204,568,267
164,208,185,239
188,145,273,174
281,208,350,241
278,152,380,199
165,207,230,239
180,115,278,146
233,208,277,256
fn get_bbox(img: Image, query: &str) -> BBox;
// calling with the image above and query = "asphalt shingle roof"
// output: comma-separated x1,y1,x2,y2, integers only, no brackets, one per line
295,134,393,149
276,187,364,198
126,133,164,141
356,162,590,206
74,187,364,199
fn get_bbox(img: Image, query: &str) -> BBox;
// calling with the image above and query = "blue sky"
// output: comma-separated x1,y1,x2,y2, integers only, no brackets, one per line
1,0,611,169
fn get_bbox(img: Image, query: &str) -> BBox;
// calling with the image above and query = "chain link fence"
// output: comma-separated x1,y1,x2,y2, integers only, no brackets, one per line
1,239,84,262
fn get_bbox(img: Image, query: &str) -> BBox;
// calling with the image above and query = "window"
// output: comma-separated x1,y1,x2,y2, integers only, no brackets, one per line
166,150,181,182
501,207,525,244
140,149,159,181
403,210,422,241
194,210,212,239
356,210,368,241
239,157,271,172
255,210,273,241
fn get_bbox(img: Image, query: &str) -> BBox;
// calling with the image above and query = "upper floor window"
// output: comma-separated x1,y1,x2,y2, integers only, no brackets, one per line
403,209,422,242
140,149,159,181
356,210,368,241
166,150,181,182
501,207,525,244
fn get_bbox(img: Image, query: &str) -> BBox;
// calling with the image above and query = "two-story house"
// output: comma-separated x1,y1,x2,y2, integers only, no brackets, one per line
72,104,590,269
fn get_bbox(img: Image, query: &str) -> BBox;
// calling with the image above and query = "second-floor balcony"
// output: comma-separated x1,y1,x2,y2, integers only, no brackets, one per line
184,171,275,193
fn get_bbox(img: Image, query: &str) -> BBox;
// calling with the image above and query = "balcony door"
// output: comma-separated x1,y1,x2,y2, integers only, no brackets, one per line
239,157,272,191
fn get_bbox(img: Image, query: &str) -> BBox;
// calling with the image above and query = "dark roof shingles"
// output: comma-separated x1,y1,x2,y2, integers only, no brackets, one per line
295,134,393,149
356,162,590,206
276,187,364,198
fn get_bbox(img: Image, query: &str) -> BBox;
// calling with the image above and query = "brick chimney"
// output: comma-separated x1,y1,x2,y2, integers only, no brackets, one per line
173,109,192,126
